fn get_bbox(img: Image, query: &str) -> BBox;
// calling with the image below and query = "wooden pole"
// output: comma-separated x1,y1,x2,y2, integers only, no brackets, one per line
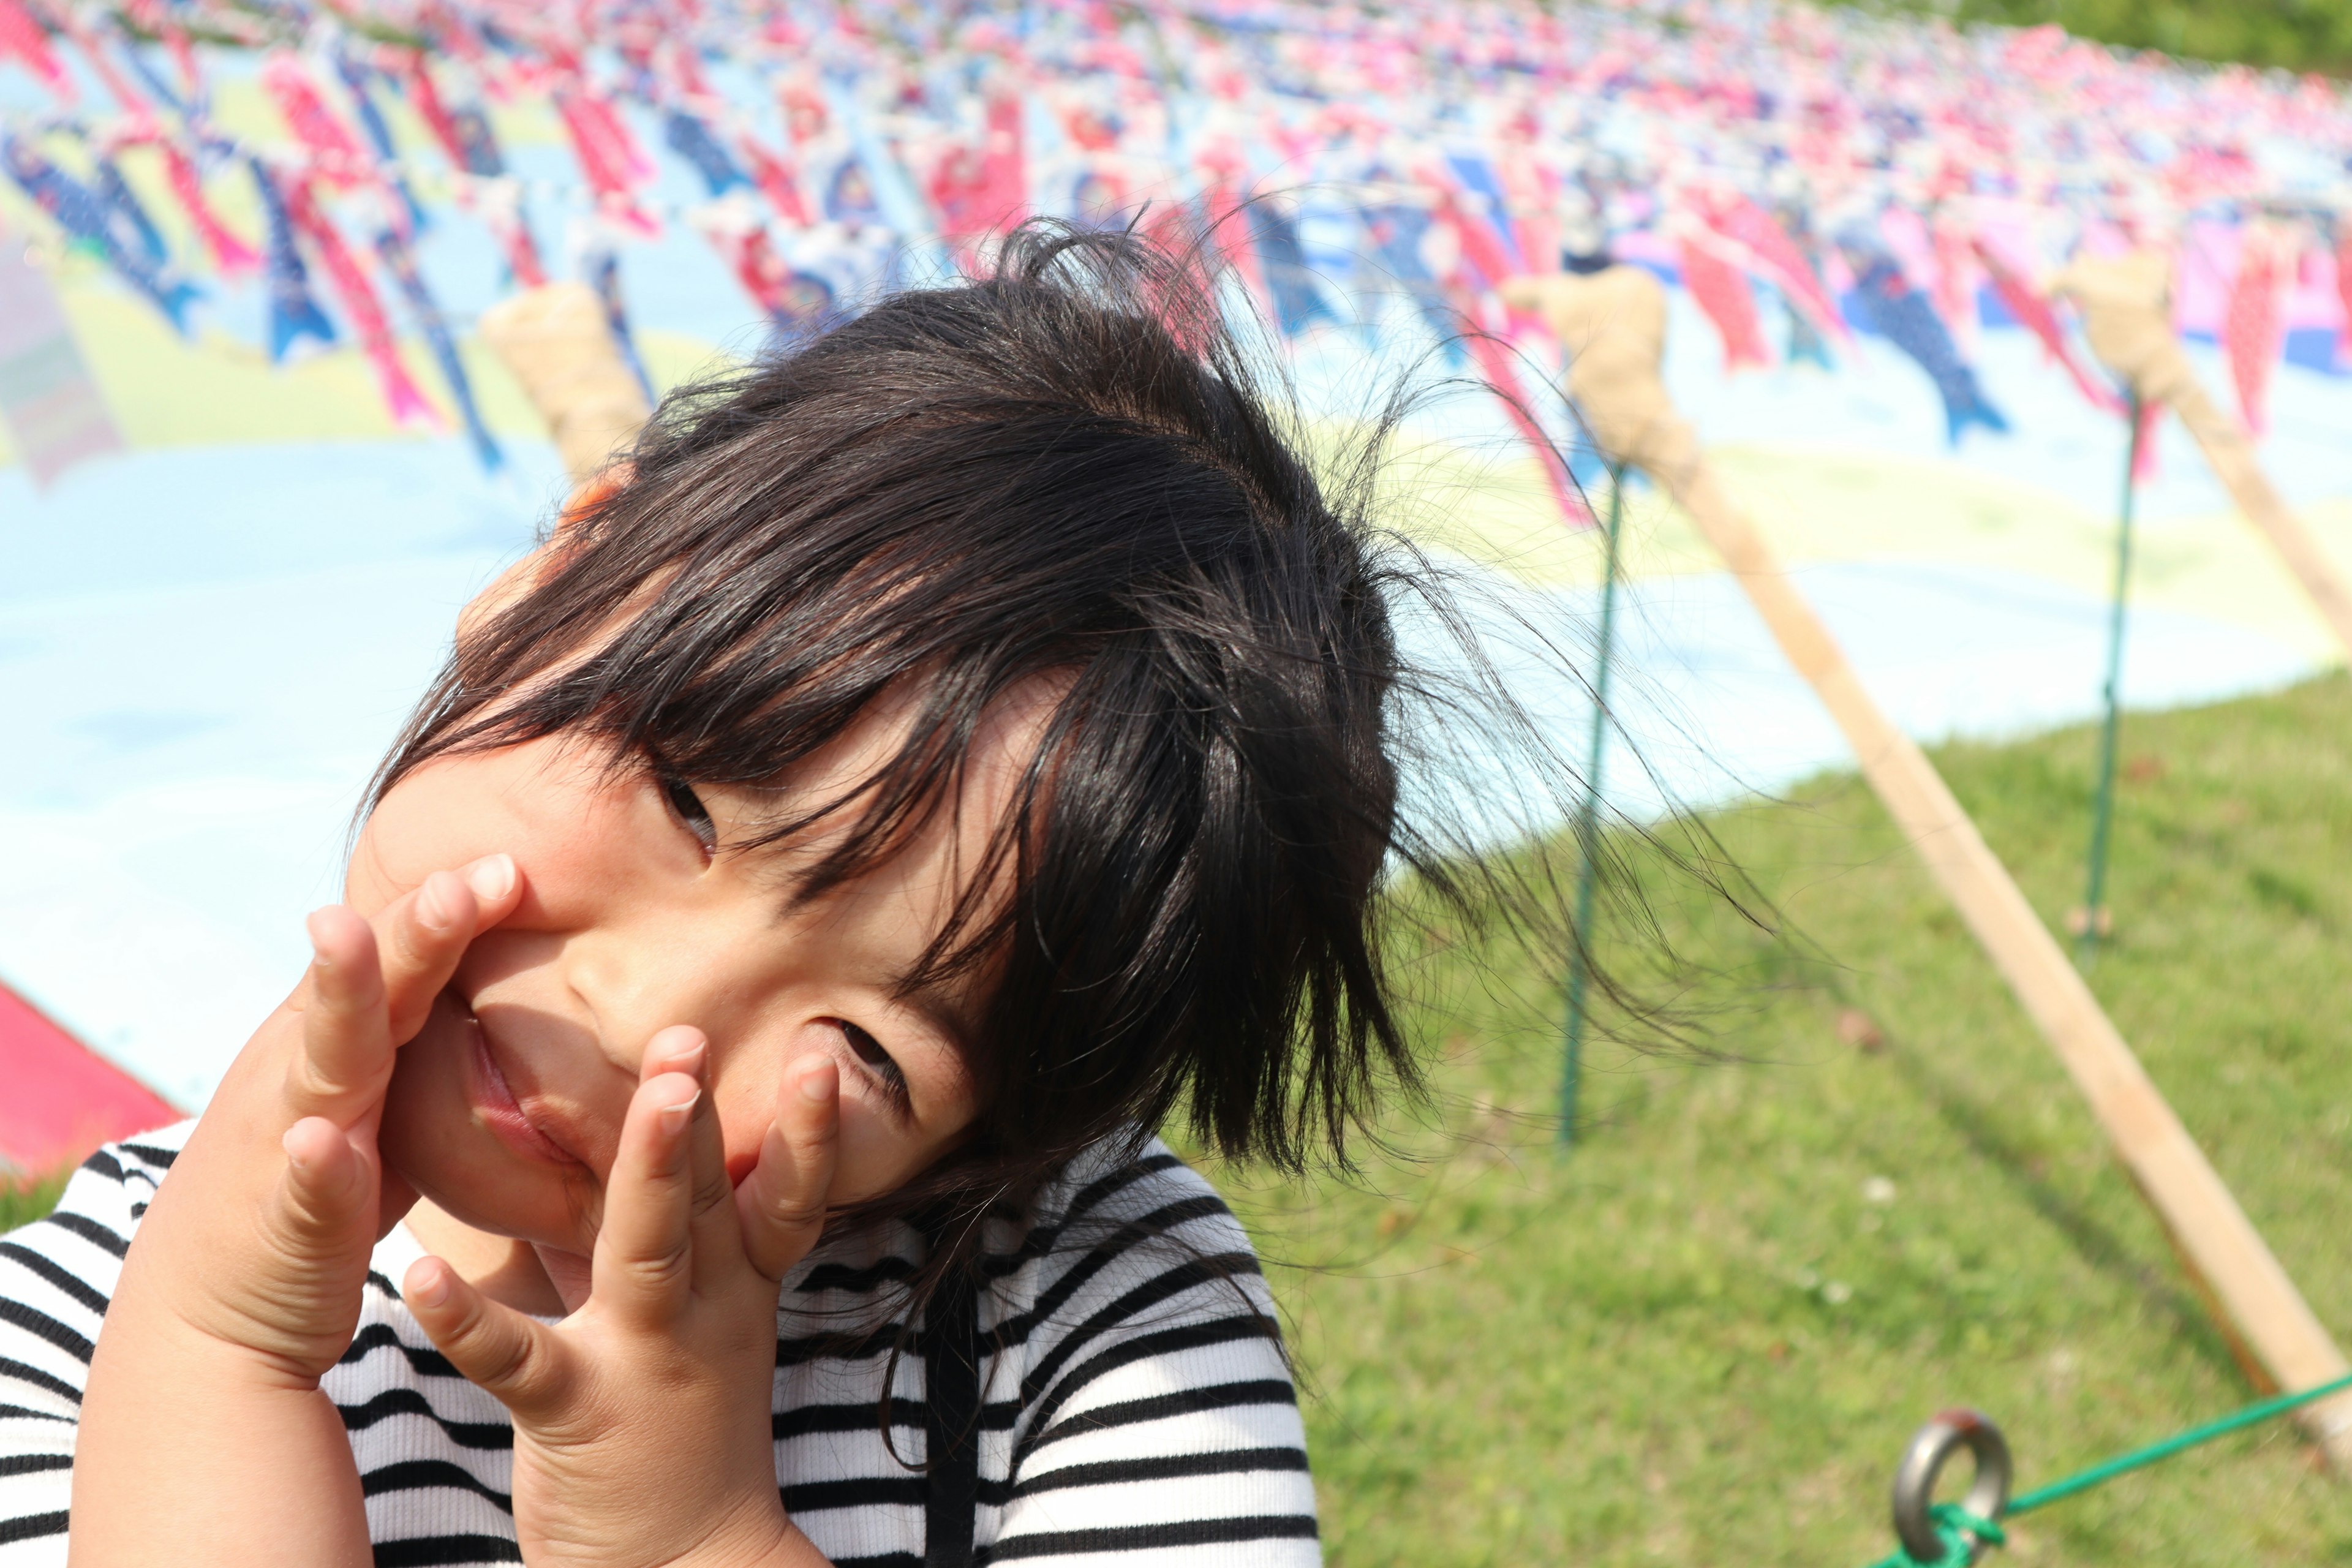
1668,450,2352,1465
2166,382,2352,659
1506,263,2352,1460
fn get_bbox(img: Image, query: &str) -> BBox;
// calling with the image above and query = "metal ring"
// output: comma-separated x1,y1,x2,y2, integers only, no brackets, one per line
1891,1408,2013,1565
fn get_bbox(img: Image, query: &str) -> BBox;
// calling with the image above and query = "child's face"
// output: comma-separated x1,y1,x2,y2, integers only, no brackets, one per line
361,673,1029,1261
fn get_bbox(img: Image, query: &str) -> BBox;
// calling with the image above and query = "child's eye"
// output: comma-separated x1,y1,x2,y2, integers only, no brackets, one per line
658,774,719,855
832,1019,910,1112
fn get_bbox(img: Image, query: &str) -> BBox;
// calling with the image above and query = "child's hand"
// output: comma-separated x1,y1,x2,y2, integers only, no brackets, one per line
117,855,524,1384
405,1027,841,1568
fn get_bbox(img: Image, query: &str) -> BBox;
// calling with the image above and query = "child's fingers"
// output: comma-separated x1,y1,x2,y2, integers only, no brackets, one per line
593,1054,712,1327
404,1256,571,1424
268,1116,375,1251
374,856,521,1044
286,907,393,1119
737,1055,840,1283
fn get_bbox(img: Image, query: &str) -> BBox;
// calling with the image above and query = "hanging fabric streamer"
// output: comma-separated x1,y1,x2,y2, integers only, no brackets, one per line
2224,222,2286,437
91,152,168,264
587,247,657,408
1972,235,2114,410
157,139,260,275
333,45,428,233
662,106,749,195
0,0,72,100
374,224,502,470
0,214,125,488
1245,198,1339,337
261,52,371,188
734,130,810,225
1852,255,2008,442
1,134,197,333
1677,230,1772,372
249,157,337,361
556,85,658,233
2334,221,2352,372
282,176,436,428
1705,192,1846,344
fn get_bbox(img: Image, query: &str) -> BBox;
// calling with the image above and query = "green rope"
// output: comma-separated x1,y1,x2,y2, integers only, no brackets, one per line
2077,391,2143,964
1559,464,1626,1148
1864,1504,2007,1568
1855,1369,2352,1567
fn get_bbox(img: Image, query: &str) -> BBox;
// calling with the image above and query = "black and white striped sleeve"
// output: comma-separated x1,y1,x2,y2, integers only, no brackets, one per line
986,1153,1320,1567
0,1125,186,1565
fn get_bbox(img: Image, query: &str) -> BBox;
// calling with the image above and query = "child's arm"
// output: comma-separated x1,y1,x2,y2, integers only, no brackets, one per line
401,1026,843,1568
70,860,522,1567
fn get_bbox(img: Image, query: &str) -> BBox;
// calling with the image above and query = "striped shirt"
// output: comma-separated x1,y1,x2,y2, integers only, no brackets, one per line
0,1121,1317,1566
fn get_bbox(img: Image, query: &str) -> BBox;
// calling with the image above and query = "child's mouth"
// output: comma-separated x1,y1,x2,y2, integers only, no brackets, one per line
462,1003,584,1168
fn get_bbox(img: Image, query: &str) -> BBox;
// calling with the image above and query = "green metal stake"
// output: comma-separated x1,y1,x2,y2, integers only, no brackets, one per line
2078,393,2144,964
1560,463,1627,1147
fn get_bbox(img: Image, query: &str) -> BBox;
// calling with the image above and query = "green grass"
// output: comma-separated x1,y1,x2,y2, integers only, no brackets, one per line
1214,671,2352,1567
12,675,2352,1562
1859,0,2352,74
0,1171,68,1234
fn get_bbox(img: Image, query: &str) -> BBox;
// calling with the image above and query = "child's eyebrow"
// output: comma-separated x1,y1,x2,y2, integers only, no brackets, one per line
897,974,978,1057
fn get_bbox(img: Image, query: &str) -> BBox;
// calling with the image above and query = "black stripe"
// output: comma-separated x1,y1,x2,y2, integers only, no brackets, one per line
372,1533,524,1566
0,1509,68,1546
0,1242,111,1318
0,1452,72,1479
992,1199,1235,1353
772,1396,1021,1442
339,1389,512,1449
834,1555,923,1568
0,1355,81,1405
797,1251,918,1296
368,1270,405,1302
0,1297,94,1365
128,1202,148,1220
342,1322,460,1378
1019,1381,1298,1459
43,1212,129,1261
782,1475,927,1513
795,1155,1184,1299
1019,1254,1264,1405
979,1513,1317,1564
0,1403,74,1423
1022,1316,1281,1458
1001,1445,1308,1503
75,1150,126,1185
362,1459,513,1512
115,1143,179,1170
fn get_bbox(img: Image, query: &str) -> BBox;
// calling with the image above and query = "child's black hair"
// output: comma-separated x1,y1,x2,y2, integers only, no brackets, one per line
368,218,1609,1315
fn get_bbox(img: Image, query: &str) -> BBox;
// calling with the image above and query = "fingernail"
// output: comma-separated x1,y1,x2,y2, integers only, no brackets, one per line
797,1064,835,1104
466,854,516,904
304,908,335,963
669,1034,709,1080
416,873,462,932
410,1265,451,1308
659,1088,701,1128
281,1126,312,1170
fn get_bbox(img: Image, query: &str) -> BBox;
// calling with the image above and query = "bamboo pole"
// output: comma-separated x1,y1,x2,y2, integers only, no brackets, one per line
1504,265,2352,1465
2056,251,2352,660
1559,463,1627,1148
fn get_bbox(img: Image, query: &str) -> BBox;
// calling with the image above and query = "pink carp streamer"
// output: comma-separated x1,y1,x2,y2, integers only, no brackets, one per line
1678,232,1772,372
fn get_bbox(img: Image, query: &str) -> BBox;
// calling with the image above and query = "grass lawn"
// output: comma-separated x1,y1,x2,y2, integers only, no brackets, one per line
8,675,2351,1563
1214,671,2352,1567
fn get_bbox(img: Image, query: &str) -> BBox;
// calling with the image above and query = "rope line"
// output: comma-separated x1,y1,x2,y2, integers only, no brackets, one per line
1860,1370,2352,1566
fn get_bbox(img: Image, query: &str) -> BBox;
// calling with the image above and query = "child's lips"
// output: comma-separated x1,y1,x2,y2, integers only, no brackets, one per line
464,1008,585,1168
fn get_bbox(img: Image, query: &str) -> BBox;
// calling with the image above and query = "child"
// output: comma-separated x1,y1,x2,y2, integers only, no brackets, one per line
0,225,1461,1567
